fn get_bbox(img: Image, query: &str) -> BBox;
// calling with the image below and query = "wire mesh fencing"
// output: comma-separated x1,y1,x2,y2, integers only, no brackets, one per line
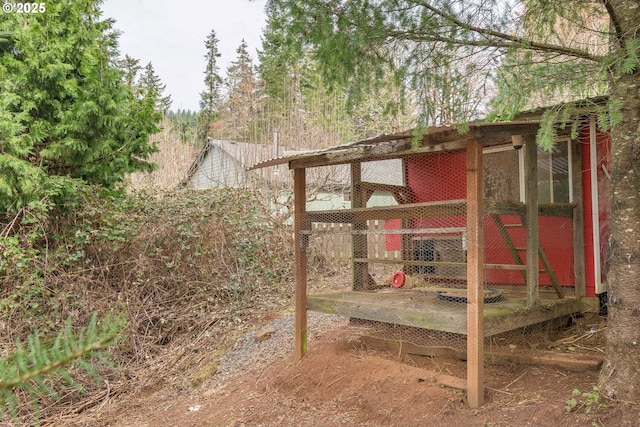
303,141,580,382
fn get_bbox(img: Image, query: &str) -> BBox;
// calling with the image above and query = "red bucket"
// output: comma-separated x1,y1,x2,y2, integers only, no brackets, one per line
391,271,406,288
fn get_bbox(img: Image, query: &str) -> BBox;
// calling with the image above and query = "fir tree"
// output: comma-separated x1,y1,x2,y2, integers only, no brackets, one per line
117,54,142,90
139,62,172,114
0,0,161,212
223,39,261,141
198,29,223,140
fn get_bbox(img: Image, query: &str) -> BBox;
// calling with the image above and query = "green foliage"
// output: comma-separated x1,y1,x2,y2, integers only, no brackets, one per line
167,109,200,144
199,29,224,140
565,386,603,414
200,29,224,115
0,314,122,424
138,62,172,114
0,0,161,213
617,38,640,75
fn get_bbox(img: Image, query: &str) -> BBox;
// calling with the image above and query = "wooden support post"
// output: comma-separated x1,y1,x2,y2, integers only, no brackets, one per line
572,140,586,297
525,135,539,307
401,157,413,272
294,168,308,361
351,162,369,290
466,138,484,408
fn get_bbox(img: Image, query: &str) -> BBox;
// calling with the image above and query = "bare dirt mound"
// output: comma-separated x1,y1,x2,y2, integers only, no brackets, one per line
62,314,638,427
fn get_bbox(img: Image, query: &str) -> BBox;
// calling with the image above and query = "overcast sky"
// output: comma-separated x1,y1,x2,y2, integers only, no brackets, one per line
101,0,268,112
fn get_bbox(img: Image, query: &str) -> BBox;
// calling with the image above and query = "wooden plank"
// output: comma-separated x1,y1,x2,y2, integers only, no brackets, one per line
361,336,602,372
484,200,526,216
294,168,308,361
525,136,539,307
307,290,585,336
307,199,466,223
353,257,528,270
490,214,527,282
361,335,466,359
538,203,576,217
308,291,468,334
351,162,370,290
306,200,571,224
538,246,565,298
572,140,586,297
486,350,603,372
466,138,484,408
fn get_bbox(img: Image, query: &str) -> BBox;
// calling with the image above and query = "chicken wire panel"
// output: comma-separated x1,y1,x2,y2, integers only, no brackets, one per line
305,150,472,353
304,144,580,357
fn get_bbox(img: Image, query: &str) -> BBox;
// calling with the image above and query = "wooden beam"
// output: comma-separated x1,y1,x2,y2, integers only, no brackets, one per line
307,290,585,336
306,199,466,223
306,200,573,225
401,157,413,273
572,140,586,296
538,246,565,298
289,139,467,169
351,162,371,290
294,168,308,361
490,214,527,282
361,336,603,372
525,135,539,307
353,257,528,270
466,138,484,408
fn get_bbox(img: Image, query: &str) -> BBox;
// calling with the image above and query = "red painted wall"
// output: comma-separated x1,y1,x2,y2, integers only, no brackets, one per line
386,148,576,288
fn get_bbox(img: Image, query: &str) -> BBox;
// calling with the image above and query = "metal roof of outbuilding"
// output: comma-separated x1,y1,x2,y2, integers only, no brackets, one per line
248,121,545,171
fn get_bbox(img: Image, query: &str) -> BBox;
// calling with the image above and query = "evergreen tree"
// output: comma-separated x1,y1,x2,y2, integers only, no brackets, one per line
167,109,198,144
258,2,303,101
257,2,414,148
267,0,640,402
0,0,161,212
198,29,223,140
117,54,142,90
222,39,261,141
139,62,172,114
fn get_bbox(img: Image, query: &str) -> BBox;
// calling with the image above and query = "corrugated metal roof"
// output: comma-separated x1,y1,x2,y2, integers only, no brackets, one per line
248,121,544,170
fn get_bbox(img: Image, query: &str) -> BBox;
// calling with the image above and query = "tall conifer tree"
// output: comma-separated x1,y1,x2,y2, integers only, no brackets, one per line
0,0,161,212
198,29,223,140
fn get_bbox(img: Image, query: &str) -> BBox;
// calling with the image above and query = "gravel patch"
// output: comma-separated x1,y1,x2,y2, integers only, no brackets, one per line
211,312,347,385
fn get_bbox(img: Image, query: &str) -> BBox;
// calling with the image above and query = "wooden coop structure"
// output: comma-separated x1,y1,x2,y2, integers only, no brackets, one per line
250,118,605,408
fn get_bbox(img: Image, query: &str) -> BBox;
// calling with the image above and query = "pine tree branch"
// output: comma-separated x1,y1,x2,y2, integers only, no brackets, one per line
405,0,605,63
0,333,117,390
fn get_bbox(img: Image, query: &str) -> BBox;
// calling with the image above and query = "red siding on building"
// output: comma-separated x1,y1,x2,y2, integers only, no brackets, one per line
386,147,577,288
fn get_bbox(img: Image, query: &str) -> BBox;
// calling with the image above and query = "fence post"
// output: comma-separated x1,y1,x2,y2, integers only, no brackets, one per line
466,138,484,408
294,168,307,361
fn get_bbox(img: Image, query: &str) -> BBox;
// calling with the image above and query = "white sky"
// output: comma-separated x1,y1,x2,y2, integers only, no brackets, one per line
101,0,268,112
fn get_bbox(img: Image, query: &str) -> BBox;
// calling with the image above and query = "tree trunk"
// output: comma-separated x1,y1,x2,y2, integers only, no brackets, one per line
600,71,640,401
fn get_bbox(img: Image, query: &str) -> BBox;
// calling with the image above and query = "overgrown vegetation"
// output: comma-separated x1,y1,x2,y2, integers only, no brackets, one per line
0,187,294,423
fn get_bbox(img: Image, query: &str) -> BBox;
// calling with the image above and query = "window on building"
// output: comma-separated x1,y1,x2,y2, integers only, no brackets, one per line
536,140,571,203
482,138,572,203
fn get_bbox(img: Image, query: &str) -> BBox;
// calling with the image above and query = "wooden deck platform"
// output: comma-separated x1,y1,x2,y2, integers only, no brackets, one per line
308,287,585,337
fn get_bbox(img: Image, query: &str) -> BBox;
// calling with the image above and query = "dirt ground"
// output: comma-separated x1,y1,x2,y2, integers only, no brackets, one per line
56,316,639,427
